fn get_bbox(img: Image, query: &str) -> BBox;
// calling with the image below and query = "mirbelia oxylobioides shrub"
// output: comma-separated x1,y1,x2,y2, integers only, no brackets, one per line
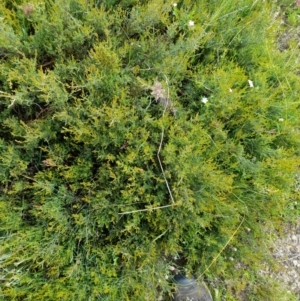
0,1,299,300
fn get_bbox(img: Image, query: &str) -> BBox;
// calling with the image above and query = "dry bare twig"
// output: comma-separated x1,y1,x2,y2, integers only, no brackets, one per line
119,78,176,215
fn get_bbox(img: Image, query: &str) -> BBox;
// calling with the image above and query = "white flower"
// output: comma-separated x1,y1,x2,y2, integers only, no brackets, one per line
248,79,254,88
188,20,195,27
278,118,284,122
229,88,233,93
172,3,177,7
201,97,208,104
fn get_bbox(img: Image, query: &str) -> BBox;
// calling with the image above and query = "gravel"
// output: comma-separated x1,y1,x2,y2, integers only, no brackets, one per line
271,219,300,297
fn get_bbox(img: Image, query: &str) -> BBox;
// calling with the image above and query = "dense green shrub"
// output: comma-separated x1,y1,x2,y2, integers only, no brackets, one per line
0,0,299,300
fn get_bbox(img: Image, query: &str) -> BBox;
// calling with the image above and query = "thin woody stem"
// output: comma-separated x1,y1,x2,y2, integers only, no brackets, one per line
119,204,176,215
157,128,175,203
118,77,175,215
197,214,245,279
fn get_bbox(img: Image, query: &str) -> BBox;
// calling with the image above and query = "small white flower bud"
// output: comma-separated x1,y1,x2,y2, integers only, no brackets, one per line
248,79,254,88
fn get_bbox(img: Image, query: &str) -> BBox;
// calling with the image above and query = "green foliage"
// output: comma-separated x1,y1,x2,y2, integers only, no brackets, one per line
0,0,299,300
